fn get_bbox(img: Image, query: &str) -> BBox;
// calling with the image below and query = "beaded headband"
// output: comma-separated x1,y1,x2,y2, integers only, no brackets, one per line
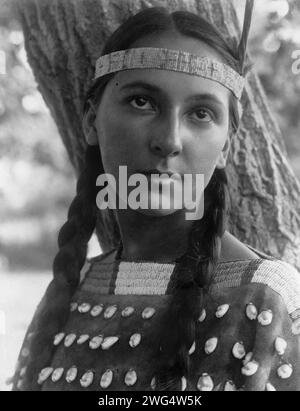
93,47,245,99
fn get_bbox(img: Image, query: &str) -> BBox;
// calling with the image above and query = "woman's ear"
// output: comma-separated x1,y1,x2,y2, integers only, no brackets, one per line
216,137,231,169
82,100,98,146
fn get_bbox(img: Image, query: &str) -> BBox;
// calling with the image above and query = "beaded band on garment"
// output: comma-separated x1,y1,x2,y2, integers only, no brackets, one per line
93,47,245,99
81,254,300,315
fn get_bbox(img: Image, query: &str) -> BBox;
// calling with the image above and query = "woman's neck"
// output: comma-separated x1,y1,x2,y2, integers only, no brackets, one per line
115,208,194,262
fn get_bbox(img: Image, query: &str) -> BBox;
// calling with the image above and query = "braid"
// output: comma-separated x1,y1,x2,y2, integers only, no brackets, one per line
156,168,229,390
17,145,101,390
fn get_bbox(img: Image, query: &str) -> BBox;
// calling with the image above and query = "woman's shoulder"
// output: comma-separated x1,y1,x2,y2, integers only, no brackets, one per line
219,231,271,262
214,241,300,318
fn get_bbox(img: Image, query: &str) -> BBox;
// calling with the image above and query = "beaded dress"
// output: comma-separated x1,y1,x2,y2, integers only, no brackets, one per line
12,244,300,391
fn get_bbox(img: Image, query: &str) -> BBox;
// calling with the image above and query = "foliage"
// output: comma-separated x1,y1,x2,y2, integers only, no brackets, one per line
0,0,75,271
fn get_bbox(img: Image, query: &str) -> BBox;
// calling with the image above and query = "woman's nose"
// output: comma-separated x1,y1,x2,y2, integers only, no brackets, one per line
149,113,183,158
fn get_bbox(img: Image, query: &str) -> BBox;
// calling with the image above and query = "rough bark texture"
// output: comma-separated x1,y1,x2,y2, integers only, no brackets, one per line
14,0,300,269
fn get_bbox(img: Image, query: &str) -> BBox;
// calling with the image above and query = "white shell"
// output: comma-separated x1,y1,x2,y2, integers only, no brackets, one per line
150,376,156,390
277,363,293,379
198,308,206,322
243,352,253,366
101,336,119,350
70,302,78,312
78,302,91,313
241,360,259,376
80,371,94,388
129,333,141,348
53,332,65,346
204,337,218,354
215,304,229,318
142,307,156,319
27,332,34,340
121,306,135,317
66,366,78,383
181,376,187,391
37,367,53,384
188,341,196,355
265,382,276,391
100,369,113,389
124,369,137,386
64,333,77,347
224,380,237,391
51,367,64,382
90,305,104,317
77,334,90,345
104,305,117,319
257,309,273,326
89,335,104,349
197,373,214,391
291,318,300,335
232,342,246,359
19,367,27,378
245,302,258,320
274,337,287,356
21,347,30,357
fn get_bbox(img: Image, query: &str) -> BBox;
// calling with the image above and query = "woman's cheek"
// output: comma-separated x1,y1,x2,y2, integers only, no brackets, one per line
98,121,141,178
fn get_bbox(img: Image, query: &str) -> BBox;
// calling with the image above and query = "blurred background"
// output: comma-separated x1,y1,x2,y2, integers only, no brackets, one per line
0,0,300,390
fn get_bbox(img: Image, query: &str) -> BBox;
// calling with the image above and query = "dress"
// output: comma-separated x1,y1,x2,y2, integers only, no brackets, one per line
11,244,300,391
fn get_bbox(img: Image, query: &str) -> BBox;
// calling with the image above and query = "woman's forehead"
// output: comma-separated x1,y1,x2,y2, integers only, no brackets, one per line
108,68,230,107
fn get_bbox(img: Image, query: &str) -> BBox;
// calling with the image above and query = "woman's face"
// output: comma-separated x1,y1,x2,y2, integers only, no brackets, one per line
93,31,231,217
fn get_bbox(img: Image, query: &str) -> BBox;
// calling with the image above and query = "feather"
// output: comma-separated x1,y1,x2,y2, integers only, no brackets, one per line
237,0,255,74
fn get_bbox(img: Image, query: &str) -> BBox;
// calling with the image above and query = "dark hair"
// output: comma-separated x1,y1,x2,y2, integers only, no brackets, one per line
15,6,251,390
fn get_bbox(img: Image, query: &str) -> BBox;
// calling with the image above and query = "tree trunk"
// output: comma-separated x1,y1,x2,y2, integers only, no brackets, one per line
13,0,300,269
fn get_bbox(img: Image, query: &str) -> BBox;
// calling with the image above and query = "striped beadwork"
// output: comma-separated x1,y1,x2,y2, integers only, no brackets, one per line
93,47,245,99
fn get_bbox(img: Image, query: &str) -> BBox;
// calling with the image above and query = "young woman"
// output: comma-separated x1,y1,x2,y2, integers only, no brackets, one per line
12,3,300,391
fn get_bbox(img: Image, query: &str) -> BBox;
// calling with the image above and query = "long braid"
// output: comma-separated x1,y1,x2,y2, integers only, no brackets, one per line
156,168,229,390
15,146,102,390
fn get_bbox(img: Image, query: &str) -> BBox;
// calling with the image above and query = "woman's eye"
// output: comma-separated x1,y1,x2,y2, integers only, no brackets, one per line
191,109,213,123
129,96,154,110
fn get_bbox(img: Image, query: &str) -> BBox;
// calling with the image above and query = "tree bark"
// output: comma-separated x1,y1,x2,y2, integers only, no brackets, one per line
13,0,300,269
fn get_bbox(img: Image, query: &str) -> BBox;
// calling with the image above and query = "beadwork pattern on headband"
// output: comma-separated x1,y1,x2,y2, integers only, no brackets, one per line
93,47,245,99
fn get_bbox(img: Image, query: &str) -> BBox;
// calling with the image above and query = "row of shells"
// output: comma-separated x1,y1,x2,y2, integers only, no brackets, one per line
37,366,139,388
198,303,273,325
35,364,290,391
52,328,291,362
52,330,293,380
70,301,300,335
70,303,156,319
199,303,300,335
53,332,141,349
71,302,272,324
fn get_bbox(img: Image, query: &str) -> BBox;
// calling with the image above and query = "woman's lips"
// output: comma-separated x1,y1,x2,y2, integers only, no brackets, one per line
137,169,182,181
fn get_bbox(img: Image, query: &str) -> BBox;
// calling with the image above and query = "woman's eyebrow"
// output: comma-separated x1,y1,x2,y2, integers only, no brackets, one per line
185,94,225,110
120,81,160,93
119,80,226,109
